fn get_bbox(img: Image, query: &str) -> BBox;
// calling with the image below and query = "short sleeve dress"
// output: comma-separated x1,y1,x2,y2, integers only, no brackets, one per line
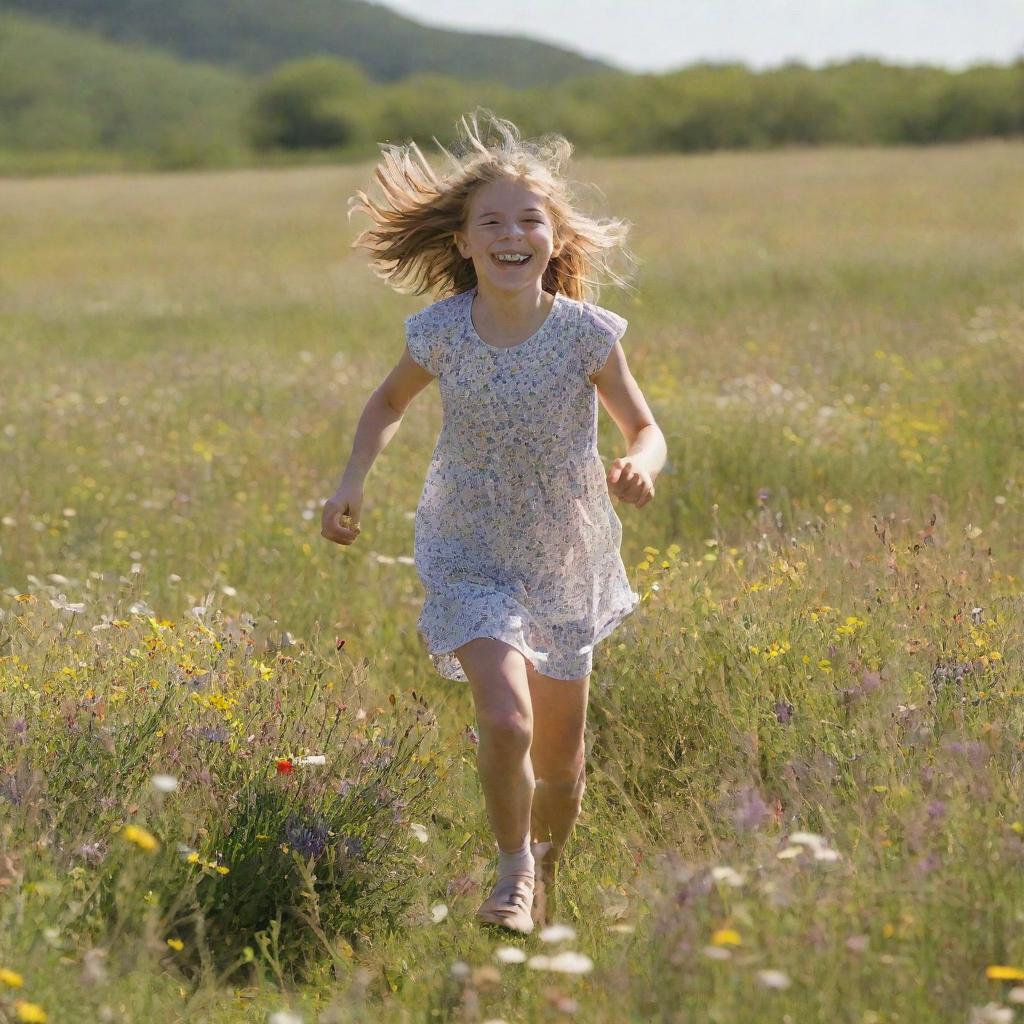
405,284,641,682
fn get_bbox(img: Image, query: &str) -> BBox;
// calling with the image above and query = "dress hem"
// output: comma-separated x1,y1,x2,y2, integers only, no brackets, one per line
419,587,641,684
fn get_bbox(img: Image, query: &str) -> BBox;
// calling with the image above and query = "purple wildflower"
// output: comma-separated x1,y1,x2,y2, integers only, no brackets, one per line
283,813,329,859
731,785,771,832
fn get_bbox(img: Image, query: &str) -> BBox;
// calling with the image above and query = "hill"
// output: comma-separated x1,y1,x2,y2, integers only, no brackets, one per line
0,10,250,163
0,0,613,87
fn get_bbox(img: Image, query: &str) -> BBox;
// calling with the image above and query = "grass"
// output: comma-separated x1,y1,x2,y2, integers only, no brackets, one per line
0,140,1023,1023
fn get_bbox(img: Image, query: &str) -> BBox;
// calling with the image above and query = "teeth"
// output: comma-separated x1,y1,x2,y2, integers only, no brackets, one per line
495,253,529,262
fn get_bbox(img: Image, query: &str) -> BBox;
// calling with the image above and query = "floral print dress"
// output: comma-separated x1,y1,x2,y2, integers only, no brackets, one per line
405,285,640,682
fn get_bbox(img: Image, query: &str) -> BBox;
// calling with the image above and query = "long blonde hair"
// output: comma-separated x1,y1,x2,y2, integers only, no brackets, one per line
347,108,637,304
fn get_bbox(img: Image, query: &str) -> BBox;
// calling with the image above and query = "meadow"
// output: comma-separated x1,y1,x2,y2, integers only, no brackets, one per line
0,140,1023,1023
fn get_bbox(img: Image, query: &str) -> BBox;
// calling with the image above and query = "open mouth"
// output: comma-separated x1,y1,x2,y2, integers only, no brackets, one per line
491,253,532,268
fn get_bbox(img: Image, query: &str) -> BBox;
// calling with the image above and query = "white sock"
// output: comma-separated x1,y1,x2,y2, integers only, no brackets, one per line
496,833,534,881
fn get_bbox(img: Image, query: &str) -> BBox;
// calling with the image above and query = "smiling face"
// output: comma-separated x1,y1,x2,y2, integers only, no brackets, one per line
453,176,558,295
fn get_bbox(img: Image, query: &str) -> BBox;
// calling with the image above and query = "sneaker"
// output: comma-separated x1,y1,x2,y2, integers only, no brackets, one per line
474,873,535,935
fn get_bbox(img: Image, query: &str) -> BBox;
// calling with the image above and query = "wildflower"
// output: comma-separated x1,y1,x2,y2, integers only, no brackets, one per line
546,951,593,974
539,923,576,943
987,966,1024,981
282,814,329,859
970,1003,1012,1024
409,822,428,843
268,1013,303,1024
710,866,746,888
702,945,732,960
341,835,366,861
275,759,294,775
75,842,105,863
151,774,178,793
1008,988,1024,1004
81,948,108,985
731,785,771,832
13,1002,47,1023
430,903,448,923
813,847,841,862
166,938,184,951
757,969,792,990
774,700,793,725
294,755,326,766
0,968,24,988
449,960,471,979
710,928,742,947
495,946,528,964
788,831,827,851
120,825,159,853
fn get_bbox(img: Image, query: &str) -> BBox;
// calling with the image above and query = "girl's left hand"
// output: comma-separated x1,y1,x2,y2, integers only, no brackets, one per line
607,457,655,508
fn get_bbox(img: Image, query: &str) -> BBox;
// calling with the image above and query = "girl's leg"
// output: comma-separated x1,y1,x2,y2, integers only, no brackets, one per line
454,636,537,932
525,663,589,923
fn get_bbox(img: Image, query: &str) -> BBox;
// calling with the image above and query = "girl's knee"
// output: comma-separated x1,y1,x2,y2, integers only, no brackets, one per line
477,708,533,754
535,754,586,789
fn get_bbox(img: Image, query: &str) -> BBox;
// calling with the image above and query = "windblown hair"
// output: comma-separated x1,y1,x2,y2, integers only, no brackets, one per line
347,108,637,304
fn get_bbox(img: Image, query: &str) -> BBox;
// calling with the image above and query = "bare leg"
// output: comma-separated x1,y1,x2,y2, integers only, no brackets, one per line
525,663,589,923
454,636,537,933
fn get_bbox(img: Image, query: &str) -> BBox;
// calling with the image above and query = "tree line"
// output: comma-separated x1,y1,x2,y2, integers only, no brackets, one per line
1,8,1021,174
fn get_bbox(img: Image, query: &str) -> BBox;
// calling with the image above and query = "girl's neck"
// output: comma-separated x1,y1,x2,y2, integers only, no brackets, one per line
472,283,553,337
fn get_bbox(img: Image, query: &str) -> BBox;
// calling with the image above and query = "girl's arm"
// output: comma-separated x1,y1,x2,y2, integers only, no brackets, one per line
590,342,667,509
320,348,434,546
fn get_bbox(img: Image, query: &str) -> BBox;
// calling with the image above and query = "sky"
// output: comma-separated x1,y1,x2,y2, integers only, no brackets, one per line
376,0,1024,73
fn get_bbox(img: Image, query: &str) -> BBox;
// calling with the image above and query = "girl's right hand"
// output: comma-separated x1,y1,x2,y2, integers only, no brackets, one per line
321,484,363,546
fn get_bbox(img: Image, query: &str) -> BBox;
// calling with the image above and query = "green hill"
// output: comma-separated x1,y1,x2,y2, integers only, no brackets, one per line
0,10,251,164
0,0,613,87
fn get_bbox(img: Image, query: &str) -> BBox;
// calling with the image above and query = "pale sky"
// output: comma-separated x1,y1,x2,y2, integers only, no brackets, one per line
376,0,1024,73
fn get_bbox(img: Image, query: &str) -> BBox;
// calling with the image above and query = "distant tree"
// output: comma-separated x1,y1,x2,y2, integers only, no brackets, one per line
248,57,372,150
751,64,843,145
924,65,1024,141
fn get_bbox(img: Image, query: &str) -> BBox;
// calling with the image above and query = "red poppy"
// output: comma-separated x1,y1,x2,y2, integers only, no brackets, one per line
275,759,294,775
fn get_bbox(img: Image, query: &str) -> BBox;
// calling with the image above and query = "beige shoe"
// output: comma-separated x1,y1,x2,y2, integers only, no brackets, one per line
531,841,557,928
475,872,536,935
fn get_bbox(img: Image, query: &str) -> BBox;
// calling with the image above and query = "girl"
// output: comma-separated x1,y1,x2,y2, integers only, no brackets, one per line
321,110,666,935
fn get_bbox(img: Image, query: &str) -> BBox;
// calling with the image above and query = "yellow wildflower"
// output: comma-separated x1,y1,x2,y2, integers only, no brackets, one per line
166,938,184,951
121,825,159,853
987,966,1024,981
710,929,742,947
14,1002,48,1023
0,968,25,988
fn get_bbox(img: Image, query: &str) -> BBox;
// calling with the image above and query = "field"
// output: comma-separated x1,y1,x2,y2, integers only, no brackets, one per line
1,140,1023,1023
